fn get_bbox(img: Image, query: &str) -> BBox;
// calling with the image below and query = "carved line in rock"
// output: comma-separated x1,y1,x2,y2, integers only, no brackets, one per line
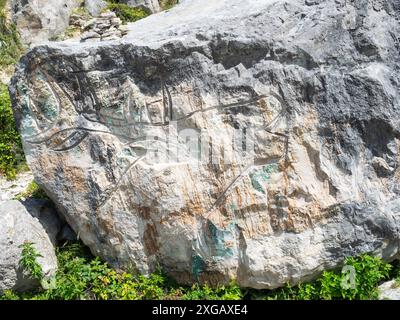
25,69,287,139
25,71,291,215
203,128,290,219
95,137,198,209
23,69,64,140
97,92,284,129
27,93,288,149
95,92,290,210
97,155,146,208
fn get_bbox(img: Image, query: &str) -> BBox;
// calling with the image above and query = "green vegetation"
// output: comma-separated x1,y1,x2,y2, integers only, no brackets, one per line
160,0,179,10
19,242,44,282
182,283,243,300
14,180,49,200
0,242,242,300
103,0,178,23
1,241,399,300
105,1,150,24
0,0,26,180
0,83,26,180
0,0,23,66
260,255,393,300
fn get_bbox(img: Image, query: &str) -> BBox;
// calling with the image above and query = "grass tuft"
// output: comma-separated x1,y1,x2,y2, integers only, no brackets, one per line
105,2,150,24
0,83,26,180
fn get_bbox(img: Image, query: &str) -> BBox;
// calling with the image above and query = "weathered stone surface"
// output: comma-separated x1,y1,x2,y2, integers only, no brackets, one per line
23,199,62,245
0,200,58,292
85,0,108,17
378,280,400,300
11,0,81,46
81,30,101,42
10,0,400,288
0,172,34,202
122,0,161,13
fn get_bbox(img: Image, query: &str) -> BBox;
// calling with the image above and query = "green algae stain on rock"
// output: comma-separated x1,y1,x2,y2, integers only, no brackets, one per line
192,254,206,279
40,101,58,121
208,221,237,259
250,163,279,193
191,221,238,279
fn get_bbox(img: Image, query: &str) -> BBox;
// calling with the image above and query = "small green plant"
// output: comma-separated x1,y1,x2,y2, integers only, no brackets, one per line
14,181,49,200
0,3,23,66
261,254,392,300
0,84,26,180
160,0,179,10
182,282,243,300
0,290,20,300
322,255,391,300
19,242,44,282
105,2,150,24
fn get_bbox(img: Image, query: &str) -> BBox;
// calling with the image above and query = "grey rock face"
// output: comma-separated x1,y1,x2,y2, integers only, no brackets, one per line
11,0,81,46
10,0,400,288
85,0,108,17
22,199,62,245
58,225,77,242
0,200,58,292
122,0,161,13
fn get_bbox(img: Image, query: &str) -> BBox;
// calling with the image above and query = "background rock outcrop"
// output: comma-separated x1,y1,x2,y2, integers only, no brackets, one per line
0,200,58,292
122,0,160,13
11,0,82,46
85,0,108,16
10,0,400,288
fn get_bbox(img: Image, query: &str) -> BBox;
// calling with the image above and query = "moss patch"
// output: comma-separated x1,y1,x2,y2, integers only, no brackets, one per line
0,83,26,180
14,181,49,200
105,2,150,24
160,0,179,10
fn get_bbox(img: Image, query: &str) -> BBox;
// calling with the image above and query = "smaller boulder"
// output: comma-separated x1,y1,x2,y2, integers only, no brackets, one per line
23,199,62,245
0,200,58,293
378,280,400,300
81,31,101,42
11,0,82,46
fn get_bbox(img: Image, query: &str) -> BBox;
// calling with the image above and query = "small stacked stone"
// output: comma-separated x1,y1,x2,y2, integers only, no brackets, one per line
81,11,128,42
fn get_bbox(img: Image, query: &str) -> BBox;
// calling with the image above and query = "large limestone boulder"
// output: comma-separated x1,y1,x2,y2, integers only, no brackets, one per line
11,0,81,46
10,0,400,288
0,200,58,292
